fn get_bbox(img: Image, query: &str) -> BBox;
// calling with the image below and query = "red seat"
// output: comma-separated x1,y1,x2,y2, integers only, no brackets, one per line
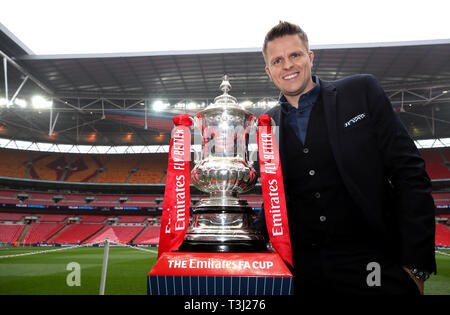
133,226,161,244
0,224,25,243
22,222,66,244
435,223,450,246
51,223,105,244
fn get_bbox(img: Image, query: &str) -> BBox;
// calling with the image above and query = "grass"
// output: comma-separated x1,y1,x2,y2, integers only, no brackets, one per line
0,246,448,295
426,250,450,295
0,246,158,295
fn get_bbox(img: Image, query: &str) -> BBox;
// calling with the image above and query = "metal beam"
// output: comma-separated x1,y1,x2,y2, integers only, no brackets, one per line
3,57,8,105
9,75,29,105
0,49,54,96
49,104,59,136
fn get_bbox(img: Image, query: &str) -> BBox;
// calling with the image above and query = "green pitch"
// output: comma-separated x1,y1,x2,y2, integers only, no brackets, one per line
0,246,158,295
427,250,450,295
0,247,448,295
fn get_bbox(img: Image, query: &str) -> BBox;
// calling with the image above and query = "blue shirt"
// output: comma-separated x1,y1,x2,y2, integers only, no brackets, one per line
279,76,320,144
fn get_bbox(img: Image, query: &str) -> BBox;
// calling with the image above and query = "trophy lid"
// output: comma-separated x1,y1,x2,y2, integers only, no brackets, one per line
206,75,244,110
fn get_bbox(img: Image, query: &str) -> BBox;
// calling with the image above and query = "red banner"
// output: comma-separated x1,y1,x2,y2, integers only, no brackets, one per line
257,115,293,268
158,114,192,258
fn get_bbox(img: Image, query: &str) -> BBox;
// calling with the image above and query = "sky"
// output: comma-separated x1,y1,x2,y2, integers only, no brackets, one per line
0,0,449,55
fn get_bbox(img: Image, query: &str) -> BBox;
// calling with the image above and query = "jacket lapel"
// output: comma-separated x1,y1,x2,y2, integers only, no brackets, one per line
321,79,361,197
321,79,358,191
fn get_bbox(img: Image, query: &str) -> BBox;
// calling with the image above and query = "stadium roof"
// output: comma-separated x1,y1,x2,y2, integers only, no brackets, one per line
1,23,450,147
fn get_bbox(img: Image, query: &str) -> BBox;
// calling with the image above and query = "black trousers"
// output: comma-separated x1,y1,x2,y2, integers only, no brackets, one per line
291,245,420,295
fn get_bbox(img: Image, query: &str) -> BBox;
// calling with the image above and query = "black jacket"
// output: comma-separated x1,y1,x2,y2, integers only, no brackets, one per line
255,74,436,273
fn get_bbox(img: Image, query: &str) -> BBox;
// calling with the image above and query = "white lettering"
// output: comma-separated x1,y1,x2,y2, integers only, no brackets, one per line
66,262,81,287
174,175,186,231
366,262,381,287
185,299,218,312
266,179,284,236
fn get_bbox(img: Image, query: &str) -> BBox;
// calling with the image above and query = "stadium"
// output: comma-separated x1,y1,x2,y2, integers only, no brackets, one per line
0,8,449,297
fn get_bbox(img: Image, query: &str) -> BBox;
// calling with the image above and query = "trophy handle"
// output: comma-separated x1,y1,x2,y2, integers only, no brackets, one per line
247,116,259,167
191,115,203,164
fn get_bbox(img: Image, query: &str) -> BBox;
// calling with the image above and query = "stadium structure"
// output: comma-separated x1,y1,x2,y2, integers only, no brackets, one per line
0,22,449,248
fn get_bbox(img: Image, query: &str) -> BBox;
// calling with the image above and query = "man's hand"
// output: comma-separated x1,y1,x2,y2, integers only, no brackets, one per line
403,267,424,295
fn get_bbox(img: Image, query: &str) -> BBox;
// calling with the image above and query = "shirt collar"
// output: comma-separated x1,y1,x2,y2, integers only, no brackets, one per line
280,75,320,113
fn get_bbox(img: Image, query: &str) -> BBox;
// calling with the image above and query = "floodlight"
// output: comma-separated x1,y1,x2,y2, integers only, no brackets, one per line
14,98,27,108
31,95,53,109
186,102,197,110
152,100,169,111
240,100,253,108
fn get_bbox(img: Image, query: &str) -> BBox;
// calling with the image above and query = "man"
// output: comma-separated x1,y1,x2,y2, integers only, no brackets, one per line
255,21,436,295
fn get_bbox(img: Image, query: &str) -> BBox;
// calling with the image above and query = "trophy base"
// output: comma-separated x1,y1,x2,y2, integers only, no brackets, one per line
178,204,267,253
148,251,294,295
178,239,267,253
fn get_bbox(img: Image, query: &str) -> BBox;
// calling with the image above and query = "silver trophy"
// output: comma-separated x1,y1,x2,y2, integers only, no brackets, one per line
178,76,266,252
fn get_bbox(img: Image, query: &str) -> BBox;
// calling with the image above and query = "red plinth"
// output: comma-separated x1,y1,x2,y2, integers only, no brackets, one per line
148,250,293,295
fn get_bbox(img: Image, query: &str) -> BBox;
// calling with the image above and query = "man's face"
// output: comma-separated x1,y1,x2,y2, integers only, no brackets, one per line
264,34,314,102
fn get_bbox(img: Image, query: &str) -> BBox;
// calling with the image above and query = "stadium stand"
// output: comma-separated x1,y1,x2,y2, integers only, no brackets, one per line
0,212,29,221
432,192,450,206
435,223,450,246
0,149,169,184
84,225,146,244
0,189,161,209
1,146,450,249
0,210,161,245
421,148,450,179
133,225,161,245
0,223,25,243
78,215,110,223
64,154,107,182
95,155,142,183
37,214,70,222
30,152,69,181
21,222,66,245
50,223,106,244
0,149,30,179
5,147,450,187
127,154,167,184
0,147,446,185
117,215,149,223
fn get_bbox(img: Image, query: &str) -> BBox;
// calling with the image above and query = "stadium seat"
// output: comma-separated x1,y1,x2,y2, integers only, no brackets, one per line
95,155,142,183
0,212,28,221
435,223,450,246
0,149,170,184
51,223,105,244
117,215,149,223
0,149,30,179
21,222,66,244
133,225,161,244
0,223,25,243
64,154,106,182
421,148,450,179
83,225,145,244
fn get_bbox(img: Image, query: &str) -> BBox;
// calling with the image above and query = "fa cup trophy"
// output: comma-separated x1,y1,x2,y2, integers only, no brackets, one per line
178,75,267,253
149,76,293,295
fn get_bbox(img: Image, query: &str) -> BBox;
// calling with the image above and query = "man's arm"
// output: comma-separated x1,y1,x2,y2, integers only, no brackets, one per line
365,74,436,274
